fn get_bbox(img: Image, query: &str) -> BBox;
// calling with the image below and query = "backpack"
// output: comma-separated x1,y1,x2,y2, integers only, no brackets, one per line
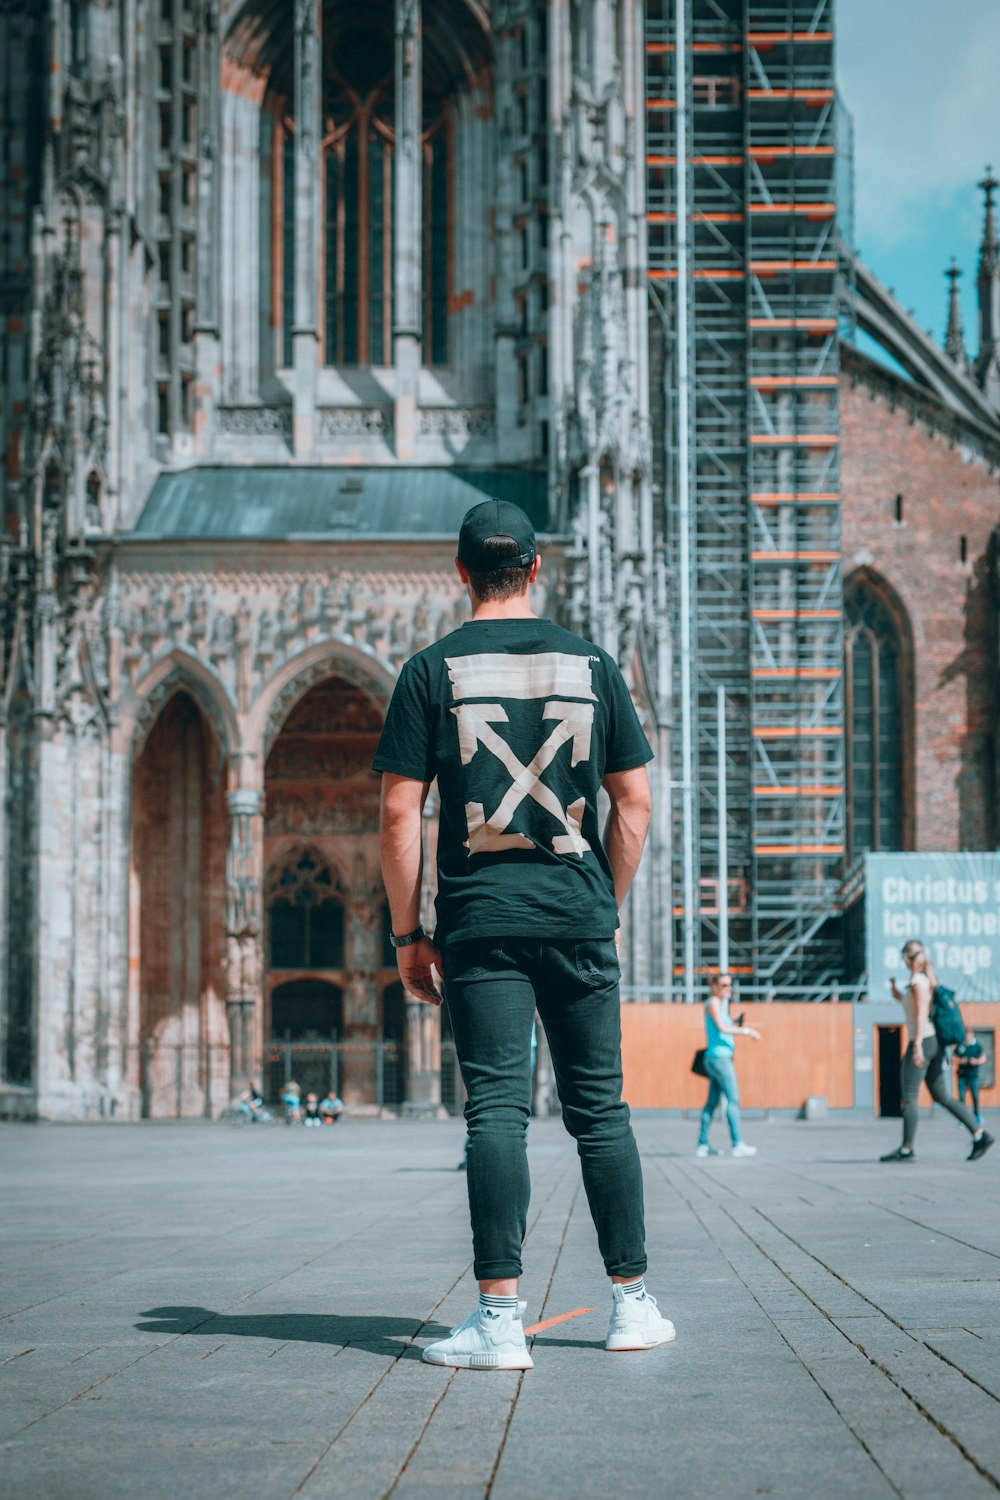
930,985,965,1047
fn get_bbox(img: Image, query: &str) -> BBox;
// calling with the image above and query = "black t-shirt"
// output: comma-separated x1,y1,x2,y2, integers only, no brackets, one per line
372,616,653,943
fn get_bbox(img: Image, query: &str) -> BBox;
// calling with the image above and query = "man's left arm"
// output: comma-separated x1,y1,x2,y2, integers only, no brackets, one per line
379,772,443,1006
602,766,653,912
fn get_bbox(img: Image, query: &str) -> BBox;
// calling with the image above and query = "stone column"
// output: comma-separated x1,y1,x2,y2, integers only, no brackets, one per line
342,894,379,1108
403,1000,444,1116
393,0,421,459
224,786,264,1098
292,0,321,455
194,0,221,456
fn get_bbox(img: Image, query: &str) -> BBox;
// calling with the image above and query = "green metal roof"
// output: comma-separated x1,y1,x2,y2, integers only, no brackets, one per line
132,467,550,541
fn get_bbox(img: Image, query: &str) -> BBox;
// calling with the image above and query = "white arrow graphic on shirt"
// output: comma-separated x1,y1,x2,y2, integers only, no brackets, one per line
452,700,593,856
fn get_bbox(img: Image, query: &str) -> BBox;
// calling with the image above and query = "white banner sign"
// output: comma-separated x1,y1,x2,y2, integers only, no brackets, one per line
866,851,1000,1001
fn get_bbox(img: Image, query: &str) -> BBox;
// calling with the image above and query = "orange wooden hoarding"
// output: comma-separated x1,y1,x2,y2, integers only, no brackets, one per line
620,1002,855,1110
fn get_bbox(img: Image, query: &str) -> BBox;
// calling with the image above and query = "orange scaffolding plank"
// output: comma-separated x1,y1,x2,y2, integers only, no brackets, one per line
749,433,838,446
673,964,755,975
749,145,834,159
752,550,839,562
746,88,835,101
749,375,838,387
648,42,742,54
748,317,837,330
647,155,745,166
752,608,841,620
747,31,834,43
651,268,746,280
752,726,841,739
748,204,836,218
755,844,843,856
749,259,837,274
754,785,843,797
752,667,842,680
650,211,745,223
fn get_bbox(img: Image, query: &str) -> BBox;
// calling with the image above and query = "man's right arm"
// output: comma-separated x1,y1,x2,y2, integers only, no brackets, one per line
379,772,443,1006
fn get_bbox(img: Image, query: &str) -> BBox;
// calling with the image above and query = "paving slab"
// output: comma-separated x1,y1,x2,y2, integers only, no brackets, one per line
0,1112,997,1500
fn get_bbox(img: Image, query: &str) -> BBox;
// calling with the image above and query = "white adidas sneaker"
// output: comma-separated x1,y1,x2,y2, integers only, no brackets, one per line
732,1142,757,1158
605,1286,677,1352
421,1305,534,1371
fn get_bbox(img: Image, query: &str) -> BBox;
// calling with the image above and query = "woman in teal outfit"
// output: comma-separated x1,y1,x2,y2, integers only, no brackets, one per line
696,972,760,1158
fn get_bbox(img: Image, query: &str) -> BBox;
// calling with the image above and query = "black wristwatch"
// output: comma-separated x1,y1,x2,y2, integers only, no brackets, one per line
390,924,427,949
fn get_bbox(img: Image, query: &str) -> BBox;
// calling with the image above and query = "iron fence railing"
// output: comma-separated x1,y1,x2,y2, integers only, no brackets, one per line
128,1035,467,1119
263,1036,402,1112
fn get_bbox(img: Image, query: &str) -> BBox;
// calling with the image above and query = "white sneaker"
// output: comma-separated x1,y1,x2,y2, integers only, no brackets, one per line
732,1142,757,1158
422,1305,534,1370
606,1287,676,1352
695,1144,721,1158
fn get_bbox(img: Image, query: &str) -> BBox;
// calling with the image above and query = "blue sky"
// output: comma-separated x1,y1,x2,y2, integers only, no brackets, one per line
837,0,1000,353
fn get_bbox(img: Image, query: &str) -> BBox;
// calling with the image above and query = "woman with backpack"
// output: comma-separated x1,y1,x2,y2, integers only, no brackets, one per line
882,940,993,1163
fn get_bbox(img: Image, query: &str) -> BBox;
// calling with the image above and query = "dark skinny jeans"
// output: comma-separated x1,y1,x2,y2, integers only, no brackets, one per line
443,936,647,1282
901,1034,980,1150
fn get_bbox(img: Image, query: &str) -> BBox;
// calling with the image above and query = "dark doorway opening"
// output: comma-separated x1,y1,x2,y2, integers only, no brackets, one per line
877,1026,902,1117
270,978,343,1040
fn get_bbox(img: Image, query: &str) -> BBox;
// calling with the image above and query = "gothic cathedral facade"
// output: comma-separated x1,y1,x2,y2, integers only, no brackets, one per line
0,2,670,1119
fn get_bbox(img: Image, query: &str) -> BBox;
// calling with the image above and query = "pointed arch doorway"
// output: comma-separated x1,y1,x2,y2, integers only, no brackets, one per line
264,670,395,1109
130,691,228,1117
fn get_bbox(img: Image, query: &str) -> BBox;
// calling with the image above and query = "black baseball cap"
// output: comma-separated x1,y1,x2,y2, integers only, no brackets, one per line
457,498,537,570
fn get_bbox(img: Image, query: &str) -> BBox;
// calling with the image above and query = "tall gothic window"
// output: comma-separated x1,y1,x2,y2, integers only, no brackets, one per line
844,578,908,860
321,32,395,367
272,22,452,370
423,99,449,366
267,851,345,970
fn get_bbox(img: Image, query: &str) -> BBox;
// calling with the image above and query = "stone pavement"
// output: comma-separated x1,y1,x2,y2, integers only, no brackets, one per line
1,1112,998,1500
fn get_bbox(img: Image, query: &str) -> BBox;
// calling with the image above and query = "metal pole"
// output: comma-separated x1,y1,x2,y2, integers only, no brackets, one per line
675,0,696,1003
717,685,729,972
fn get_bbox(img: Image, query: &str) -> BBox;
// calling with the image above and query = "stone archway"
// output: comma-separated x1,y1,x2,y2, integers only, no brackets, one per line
264,671,387,1109
130,691,228,1117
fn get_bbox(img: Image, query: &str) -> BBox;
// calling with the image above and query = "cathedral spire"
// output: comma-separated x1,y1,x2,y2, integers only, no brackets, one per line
974,167,1000,407
944,259,968,369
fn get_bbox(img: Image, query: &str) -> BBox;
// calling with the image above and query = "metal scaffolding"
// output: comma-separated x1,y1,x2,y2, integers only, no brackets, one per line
646,0,845,995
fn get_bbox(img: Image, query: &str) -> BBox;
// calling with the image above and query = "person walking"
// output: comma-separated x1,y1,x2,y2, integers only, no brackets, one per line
881,940,993,1163
696,973,760,1158
374,498,675,1371
955,1027,986,1128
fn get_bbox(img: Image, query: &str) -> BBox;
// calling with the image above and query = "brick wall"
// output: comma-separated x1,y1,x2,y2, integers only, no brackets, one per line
840,364,1000,849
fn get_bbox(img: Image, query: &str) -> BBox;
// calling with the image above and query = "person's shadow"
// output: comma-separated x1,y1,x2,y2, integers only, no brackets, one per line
136,1306,451,1359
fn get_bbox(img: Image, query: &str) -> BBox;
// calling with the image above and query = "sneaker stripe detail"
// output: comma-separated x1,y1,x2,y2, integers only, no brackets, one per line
618,1277,645,1299
480,1293,520,1312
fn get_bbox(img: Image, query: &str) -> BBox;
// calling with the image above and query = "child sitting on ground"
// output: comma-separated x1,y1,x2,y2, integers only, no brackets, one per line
319,1091,344,1124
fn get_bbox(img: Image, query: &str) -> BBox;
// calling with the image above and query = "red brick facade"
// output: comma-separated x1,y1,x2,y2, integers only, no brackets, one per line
840,351,1000,851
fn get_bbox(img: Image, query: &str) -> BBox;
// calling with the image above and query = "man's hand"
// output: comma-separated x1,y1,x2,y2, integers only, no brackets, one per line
396,936,445,1007
742,1027,761,1041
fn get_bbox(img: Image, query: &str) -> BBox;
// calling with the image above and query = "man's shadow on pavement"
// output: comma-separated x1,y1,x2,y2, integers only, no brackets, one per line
136,1306,450,1359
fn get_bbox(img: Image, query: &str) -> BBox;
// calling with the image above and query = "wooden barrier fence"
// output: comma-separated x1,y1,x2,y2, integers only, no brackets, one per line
620,1001,1000,1113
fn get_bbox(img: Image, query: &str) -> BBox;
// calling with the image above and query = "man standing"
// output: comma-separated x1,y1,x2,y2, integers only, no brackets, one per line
955,1027,986,1127
374,499,674,1371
